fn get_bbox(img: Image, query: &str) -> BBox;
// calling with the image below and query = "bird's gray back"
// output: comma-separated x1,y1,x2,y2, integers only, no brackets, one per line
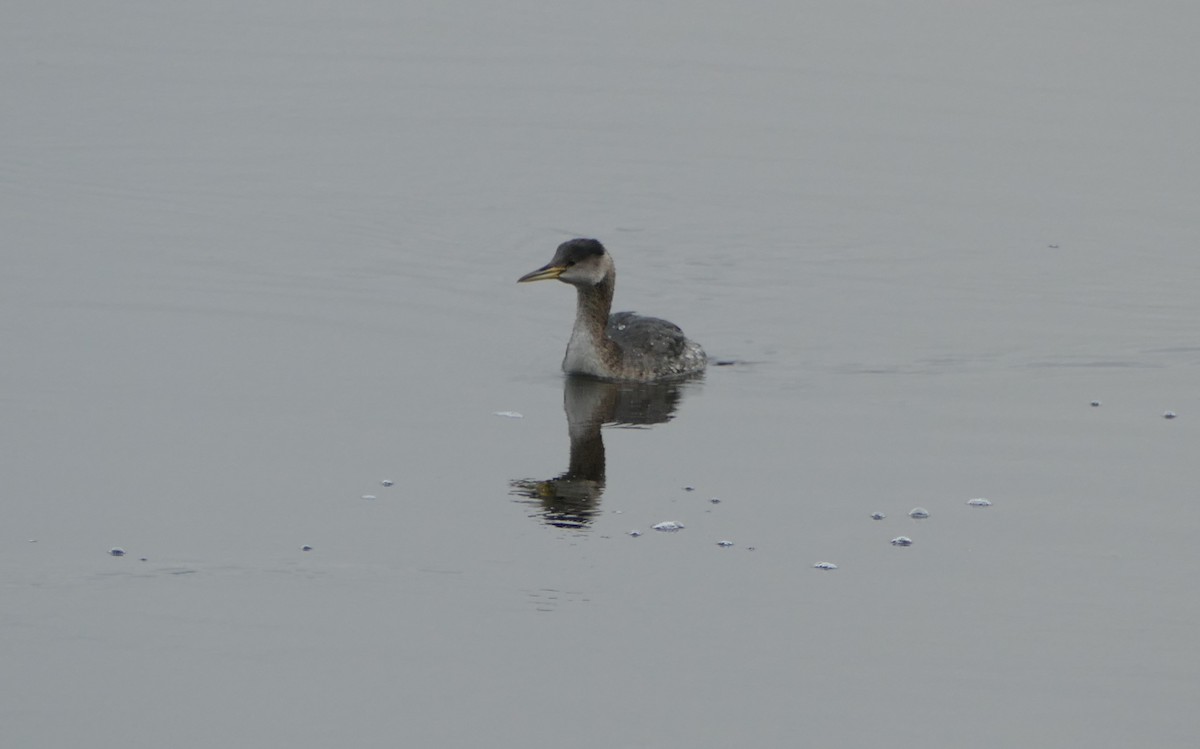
607,311,705,378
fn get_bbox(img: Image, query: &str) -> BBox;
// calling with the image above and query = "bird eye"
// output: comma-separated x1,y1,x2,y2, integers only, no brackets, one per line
565,260,576,267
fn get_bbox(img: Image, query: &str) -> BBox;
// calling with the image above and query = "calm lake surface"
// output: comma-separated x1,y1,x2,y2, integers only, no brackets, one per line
4,2,1199,747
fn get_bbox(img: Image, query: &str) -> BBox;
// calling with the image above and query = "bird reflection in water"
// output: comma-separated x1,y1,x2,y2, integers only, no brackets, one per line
510,375,699,529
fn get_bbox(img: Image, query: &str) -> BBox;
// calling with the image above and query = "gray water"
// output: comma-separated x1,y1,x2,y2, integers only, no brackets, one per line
4,2,1199,747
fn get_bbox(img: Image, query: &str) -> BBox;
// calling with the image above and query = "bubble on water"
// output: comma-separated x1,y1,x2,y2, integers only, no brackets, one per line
710,497,721,504
628,530,642,537
891,536,913,547
967,497,993,507
716,540,734,547
1090,401,1101,407
909,508,930,519
301,545,313,551
493,411,523,419
683,486,695,492
109,547,126,557
617,323,627,331
813,562,838,570
652,521,684,532
362,494,377,501
381,479,394,487
870,512,886,520
1163,411,1177,419
139,557,148,562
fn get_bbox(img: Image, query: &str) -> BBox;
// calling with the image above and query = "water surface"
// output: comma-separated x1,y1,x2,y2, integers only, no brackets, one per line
3,2,1199,747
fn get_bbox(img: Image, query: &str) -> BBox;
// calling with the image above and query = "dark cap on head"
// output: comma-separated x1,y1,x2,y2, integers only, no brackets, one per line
554,238,606,262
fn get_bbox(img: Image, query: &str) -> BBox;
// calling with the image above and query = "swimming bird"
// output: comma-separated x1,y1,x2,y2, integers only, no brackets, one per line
518,238,707,381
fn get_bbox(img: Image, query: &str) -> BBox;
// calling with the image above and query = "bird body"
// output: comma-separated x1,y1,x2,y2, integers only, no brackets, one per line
519,239,706,381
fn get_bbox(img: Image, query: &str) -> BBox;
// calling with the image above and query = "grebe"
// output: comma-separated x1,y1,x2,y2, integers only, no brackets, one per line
518,238,707,381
